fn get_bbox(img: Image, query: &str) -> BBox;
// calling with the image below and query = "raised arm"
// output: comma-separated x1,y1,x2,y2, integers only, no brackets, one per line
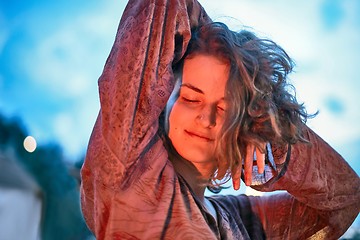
80,0,210,237
250,125,360,239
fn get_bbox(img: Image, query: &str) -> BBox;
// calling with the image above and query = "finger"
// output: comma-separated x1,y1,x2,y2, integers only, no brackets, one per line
232,163,242,190
244,145,254,186
256,146,265,174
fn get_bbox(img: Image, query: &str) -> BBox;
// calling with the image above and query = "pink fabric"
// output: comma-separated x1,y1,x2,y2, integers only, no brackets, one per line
80,0,360,239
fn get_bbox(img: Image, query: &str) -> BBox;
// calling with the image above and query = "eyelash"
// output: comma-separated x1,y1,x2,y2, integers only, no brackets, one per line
181,97,200,103
182,97,225,112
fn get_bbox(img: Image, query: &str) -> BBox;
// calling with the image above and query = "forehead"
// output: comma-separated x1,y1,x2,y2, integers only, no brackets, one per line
182,54,229,97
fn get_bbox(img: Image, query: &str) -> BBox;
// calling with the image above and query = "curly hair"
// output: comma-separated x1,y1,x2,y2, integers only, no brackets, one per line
169,22,312,184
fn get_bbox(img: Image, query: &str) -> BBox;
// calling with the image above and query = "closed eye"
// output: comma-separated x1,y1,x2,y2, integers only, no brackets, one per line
181,97,200,103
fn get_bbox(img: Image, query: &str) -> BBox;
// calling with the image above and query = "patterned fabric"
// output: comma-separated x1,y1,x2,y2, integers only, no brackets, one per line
80,0,360,239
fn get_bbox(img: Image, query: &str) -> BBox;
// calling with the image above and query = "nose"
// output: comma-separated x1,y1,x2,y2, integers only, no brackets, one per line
196,105,217,128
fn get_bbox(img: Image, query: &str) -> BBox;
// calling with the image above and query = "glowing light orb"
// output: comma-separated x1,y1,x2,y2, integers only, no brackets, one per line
23,136,37,153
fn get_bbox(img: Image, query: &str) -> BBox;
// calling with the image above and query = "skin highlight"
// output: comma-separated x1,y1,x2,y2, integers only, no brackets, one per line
168,55,229,195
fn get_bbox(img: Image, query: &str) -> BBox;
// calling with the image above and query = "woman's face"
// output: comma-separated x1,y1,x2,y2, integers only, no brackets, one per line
168,54,229,165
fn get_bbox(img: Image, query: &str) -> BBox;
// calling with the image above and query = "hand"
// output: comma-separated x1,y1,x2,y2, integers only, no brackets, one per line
232,143,266,190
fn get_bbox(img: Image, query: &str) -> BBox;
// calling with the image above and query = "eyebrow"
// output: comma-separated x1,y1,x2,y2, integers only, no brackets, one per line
180,83,204,94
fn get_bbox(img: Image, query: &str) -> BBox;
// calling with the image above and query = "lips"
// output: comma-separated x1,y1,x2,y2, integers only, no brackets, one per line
184,130,214,142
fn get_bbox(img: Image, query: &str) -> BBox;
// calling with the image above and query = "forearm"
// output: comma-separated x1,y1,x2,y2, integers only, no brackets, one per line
273,125,359,210
253,125,360,238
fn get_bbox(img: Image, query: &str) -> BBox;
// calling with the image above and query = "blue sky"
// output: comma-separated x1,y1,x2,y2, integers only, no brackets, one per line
1,1,359,171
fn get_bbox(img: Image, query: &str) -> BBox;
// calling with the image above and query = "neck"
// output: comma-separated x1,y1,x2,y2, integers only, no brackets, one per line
171,156,215,202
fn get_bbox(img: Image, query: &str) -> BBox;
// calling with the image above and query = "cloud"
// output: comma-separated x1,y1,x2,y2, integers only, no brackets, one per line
20,15,112,98
52,97,99,159
296,1,360,147
3,1,125,159
52,112,80,157
12,1,126,100
339,138,360,173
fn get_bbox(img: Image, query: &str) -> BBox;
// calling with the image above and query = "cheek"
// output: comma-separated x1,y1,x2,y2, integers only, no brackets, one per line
168,103,182,135
168,102,195,139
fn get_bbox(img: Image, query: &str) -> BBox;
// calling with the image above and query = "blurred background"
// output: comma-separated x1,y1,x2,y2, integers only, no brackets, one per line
0,0,359,239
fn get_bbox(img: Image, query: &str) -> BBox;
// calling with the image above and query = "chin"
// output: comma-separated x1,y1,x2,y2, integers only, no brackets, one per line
177,149,215,164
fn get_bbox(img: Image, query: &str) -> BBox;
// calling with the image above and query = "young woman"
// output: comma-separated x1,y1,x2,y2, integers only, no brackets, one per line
80,0,360,239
